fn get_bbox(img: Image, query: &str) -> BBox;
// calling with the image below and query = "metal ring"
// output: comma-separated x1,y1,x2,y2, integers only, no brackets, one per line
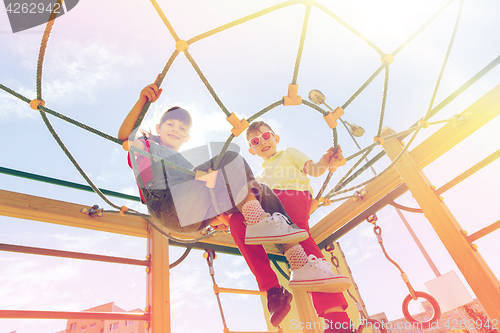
373,225,382,235
402,291,441,329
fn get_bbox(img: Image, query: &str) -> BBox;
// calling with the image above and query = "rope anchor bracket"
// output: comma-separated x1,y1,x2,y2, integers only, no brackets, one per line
451,112,473,128
353,190,367,202
81,204,103,217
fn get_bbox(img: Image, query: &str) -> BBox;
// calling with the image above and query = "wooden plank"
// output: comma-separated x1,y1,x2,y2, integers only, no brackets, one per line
0,189,283,255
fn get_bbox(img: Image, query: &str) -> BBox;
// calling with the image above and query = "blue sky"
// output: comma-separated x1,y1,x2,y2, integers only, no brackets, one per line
1,0,499,332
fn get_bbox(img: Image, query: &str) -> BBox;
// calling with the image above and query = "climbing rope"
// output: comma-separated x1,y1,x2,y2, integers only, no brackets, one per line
391,0,456,57
1,0,495,244
424,0,464,121
327,125,424,199
291,4,312,85
376,64,389,137
36,0,62,100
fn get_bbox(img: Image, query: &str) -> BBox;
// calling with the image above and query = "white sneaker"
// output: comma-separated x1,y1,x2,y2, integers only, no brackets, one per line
289,255,351,293
245,212,309,245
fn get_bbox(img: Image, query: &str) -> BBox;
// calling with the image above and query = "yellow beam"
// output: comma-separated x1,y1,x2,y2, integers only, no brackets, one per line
0,309,148,320
382,126,500,320
311,83,500,243
0,188,283,255
0,189,148,237
291,290,322,333
216,286,266,296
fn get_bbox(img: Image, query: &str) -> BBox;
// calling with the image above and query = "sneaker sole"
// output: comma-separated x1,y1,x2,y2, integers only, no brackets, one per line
289,277,351,293
245,230,309,245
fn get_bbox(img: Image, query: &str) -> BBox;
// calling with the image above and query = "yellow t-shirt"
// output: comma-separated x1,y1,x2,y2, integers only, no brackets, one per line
256,147,313,193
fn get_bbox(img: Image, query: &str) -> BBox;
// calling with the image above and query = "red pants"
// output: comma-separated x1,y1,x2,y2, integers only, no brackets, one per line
228,190,347,317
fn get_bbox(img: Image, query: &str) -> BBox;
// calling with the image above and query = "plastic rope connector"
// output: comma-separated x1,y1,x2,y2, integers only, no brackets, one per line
309,197,332,214
122,140,132,151
418,120,430,128
373,136,384,145
226,113,249,137
380,54,394,64
309,198,319,214
195,169,218,188
119,206,129,216
210,213,230,232
321,197,331,206
30,99,45,110
323,106,344,128
283,83,302,106
213,283,220,295
175,39,189,52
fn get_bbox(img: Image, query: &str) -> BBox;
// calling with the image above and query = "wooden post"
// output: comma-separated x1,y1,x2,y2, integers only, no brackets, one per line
292,290,322,333
146,225,170,332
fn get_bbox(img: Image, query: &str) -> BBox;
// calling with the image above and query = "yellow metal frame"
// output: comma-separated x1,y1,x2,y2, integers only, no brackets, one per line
0,85,499,331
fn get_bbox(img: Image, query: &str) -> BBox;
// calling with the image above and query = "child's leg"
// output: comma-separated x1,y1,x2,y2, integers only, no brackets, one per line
228,188,296,327
274,190,351,320
227,212,280,291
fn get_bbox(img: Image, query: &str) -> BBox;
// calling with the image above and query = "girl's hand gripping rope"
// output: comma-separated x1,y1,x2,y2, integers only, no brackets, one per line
140,74,163,103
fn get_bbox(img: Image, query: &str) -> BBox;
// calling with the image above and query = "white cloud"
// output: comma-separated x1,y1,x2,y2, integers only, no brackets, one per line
49,233,111,252
0,257,81,309
120,186,138,196
0,87,38,120
39,41,143,103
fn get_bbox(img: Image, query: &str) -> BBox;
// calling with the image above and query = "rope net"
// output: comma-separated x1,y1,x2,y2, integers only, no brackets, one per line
1,0,495,241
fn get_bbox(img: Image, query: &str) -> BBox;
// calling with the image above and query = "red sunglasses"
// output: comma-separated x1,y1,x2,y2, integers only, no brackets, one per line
249,131,274,146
